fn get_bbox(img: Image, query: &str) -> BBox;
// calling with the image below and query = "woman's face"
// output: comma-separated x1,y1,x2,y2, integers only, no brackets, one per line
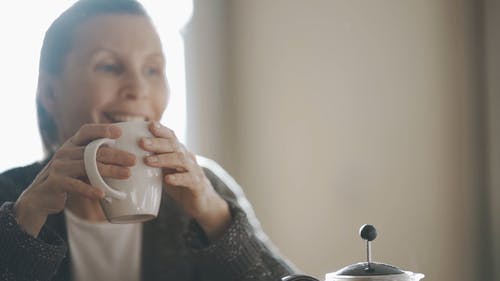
43,14,168,142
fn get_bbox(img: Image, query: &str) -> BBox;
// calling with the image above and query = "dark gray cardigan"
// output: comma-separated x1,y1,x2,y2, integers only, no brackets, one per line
0,156,294,281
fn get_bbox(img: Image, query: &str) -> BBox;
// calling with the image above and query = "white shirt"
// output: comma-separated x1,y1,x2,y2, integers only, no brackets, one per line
64,210,142,281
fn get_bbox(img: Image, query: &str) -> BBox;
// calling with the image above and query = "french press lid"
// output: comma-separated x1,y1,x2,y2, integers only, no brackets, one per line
281,224,416,281
334,224,404,276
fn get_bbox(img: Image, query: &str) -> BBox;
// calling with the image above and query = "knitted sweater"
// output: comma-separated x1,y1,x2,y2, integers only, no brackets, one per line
0,156,294,281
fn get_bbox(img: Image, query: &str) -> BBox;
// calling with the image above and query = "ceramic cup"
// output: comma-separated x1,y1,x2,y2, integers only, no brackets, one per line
84,121,163,223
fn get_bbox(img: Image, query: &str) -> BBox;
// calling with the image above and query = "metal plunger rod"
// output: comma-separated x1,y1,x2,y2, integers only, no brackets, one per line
366,240,372,269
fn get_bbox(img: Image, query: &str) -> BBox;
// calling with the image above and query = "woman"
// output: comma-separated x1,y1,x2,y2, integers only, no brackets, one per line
0,0,294,280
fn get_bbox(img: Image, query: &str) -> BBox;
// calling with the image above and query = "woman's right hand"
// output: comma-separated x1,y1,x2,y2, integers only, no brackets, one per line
13,124,136,237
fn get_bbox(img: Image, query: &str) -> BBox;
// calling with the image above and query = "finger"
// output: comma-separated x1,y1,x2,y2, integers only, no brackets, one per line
50,159,86,178
148,122,176,140
97,162,131,179
164,172,205,190
53,147,85,160
50,159,130,180
70,124,121,146
62,177,105,199
140,137,179,153
144,151,193,171
97,146,136,166
33,160,53,183
56,146,136,166
47,174,104,199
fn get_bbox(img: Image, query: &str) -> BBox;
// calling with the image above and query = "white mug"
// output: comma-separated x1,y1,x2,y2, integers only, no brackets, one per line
84,121,163,223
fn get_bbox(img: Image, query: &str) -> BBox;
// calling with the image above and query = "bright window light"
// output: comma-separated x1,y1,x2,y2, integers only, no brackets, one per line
0,1,192,172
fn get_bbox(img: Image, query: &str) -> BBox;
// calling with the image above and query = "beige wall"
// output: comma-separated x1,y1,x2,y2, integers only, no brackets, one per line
485,0,500,279
185,1,493,280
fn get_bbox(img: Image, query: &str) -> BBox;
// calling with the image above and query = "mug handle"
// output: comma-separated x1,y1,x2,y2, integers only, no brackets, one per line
84,138,127,201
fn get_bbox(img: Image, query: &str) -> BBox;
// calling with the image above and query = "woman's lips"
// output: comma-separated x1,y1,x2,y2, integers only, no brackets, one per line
103,112,149,123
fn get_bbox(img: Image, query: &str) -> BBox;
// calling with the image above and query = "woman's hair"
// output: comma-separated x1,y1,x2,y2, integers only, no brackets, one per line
37,0,150,156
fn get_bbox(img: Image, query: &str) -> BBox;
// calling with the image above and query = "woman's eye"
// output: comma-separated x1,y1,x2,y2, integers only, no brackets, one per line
96,63,122,74
145,66,162,76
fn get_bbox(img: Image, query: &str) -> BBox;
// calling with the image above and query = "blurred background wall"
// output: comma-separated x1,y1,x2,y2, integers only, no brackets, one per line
184,1,498,280
485,0,500,280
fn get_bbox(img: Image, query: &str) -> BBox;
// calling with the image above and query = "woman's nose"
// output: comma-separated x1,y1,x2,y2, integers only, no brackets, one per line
120,71,149,99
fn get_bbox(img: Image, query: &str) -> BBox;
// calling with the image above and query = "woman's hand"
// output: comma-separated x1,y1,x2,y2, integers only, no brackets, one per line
140,122,231,240
13,124,136,237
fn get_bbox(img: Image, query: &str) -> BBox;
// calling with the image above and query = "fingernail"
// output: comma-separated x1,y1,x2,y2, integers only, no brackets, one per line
168,175,176,180
148,156,158,163
128,154,136,165
154,122,161,129
143,138,152,146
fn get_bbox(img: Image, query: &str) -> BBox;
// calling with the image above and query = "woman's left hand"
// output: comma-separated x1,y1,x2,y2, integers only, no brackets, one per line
140,122,231,240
